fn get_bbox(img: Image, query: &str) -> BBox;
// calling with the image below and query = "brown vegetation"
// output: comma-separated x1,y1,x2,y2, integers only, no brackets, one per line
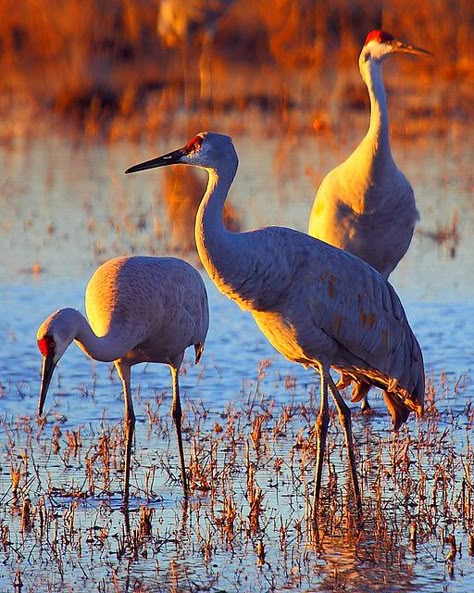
0,368,473,591
0,0,472,140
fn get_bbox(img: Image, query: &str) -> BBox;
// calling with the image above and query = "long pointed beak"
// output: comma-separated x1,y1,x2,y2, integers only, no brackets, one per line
125,148,185,174
392,40,432,57
38,355,56,415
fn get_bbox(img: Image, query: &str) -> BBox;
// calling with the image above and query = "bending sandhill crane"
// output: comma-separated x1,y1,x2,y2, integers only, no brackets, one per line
125,132,424,518
37,255,209,503
308,30,431,412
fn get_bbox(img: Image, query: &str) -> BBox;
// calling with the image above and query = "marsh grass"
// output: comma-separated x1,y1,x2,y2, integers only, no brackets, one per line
0,365,473,592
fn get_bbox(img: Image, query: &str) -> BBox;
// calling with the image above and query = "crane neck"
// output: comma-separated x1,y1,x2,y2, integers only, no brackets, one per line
359,56,392,163
67,309,130,363
194,159,240,286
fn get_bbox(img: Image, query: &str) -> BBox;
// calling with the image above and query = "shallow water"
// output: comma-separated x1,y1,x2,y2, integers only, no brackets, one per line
0,130,473,592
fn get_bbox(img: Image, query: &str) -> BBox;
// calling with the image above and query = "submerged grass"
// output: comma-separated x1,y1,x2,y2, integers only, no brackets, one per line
0,366,473,592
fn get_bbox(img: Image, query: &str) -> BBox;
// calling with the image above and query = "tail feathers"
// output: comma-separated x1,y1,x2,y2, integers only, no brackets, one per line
338,371,423,430
336,372,352,390
194,341,205,364
382,390,410,431
350,381,371,404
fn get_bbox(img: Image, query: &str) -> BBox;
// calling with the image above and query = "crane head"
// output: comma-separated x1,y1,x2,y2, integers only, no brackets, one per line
362,30,432,62
37,309,77,415
125,132,238,175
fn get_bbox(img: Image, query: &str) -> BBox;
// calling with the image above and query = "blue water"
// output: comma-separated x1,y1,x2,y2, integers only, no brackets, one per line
0,132,473,592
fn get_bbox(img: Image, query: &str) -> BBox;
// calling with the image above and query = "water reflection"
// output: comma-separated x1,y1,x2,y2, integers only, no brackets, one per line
1,132,473,299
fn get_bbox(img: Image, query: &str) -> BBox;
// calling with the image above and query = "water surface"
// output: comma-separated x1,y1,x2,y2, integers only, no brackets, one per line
0,131,473,592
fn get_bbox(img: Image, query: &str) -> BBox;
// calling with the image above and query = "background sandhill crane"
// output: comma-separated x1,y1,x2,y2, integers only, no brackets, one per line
125,132,424,519
37,255,209,503
308,30,431,412
162,165,240,253
158,0,235,107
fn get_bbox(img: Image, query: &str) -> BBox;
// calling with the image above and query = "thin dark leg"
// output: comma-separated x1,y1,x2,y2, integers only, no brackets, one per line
312,369,330,522
116,363,135,507
328,375,362,517
171,366,188,496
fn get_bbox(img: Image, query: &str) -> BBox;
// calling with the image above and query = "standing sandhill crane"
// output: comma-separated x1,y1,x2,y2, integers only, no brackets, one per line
125,132,424,519
37,255,209,503
308,30,431,412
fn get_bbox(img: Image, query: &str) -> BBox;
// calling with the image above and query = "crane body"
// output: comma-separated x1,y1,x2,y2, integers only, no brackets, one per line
37,255,209,502
310,148,419,279
125,132,424,518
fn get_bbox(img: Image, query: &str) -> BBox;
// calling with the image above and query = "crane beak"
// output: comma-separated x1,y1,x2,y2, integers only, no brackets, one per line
38,354,56,415
125,148,185,174
392,40,432,57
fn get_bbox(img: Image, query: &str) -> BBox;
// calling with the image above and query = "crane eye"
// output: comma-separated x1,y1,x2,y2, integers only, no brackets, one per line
38,336,55,357
183,135,203,154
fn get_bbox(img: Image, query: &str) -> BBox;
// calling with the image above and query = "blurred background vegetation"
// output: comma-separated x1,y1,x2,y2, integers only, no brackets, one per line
0,0,472,140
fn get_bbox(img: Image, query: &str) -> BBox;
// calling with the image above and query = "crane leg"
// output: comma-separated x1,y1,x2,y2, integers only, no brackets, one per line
311,368,330,522
170,366,189,497
328,375,362,517
116,363,135,506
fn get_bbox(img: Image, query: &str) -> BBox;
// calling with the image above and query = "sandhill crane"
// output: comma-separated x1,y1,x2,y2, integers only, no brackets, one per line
308,30,431,412
125,132,425,519
37,255,209,503
158,0,235,106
